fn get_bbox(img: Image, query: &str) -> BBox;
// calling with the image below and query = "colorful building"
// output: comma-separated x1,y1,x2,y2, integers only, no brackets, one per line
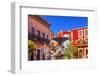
28,15,51,60
56,27,88,59
70,28,88,58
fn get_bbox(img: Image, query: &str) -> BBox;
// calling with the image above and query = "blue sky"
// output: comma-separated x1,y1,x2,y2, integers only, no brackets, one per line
42,15,88,35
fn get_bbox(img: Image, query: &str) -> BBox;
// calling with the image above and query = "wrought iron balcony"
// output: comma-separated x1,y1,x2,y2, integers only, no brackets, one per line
29,33,50,44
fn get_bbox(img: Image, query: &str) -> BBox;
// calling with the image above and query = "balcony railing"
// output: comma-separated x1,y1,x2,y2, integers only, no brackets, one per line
29,33,50,44
70,39,88,47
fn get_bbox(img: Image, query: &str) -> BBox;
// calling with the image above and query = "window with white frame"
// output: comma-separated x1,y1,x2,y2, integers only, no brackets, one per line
78,30,83,37
84,29,88,36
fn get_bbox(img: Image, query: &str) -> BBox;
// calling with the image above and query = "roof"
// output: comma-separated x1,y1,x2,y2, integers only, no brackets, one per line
29,15,51,28
71,27,88,31
63,31,70,34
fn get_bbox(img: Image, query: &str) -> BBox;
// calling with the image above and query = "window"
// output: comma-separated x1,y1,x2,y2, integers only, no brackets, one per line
86,49,88,58
38,30,40,36
47,34,48,40
36,49,40,60
85,29,88,36
43,33,45,38
78,48,83,58
28,32,31,39
78,30,83,37
32,28,34,35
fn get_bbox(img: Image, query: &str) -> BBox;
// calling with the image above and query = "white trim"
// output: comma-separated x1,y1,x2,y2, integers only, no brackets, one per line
70,31,73,42
84,29,88,38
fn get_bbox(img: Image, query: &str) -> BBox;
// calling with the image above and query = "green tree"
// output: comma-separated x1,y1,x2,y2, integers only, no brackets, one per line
28,40,37,55
78,39,83,45
64,46,78,59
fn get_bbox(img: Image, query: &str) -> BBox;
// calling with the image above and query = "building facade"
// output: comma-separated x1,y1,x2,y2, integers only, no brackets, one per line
56,27,88,59
28,15,51,60
70,28,88,58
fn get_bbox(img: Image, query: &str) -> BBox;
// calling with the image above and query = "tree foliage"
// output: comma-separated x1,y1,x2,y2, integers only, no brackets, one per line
64,46,78,59
28,40,37,54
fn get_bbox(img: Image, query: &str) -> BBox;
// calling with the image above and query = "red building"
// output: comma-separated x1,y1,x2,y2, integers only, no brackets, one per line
28,15,51,60
57,27,88,58
70,28,87,43
70,28,88,58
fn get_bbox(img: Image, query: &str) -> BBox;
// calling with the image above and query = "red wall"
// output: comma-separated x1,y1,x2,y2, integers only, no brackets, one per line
72,30,78,41
71,28,87,41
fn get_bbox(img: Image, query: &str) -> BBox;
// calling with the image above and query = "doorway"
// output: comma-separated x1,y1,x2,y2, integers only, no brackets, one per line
36,49,41,60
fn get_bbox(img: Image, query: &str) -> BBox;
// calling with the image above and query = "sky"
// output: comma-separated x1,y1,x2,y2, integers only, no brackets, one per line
42,15,88,35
